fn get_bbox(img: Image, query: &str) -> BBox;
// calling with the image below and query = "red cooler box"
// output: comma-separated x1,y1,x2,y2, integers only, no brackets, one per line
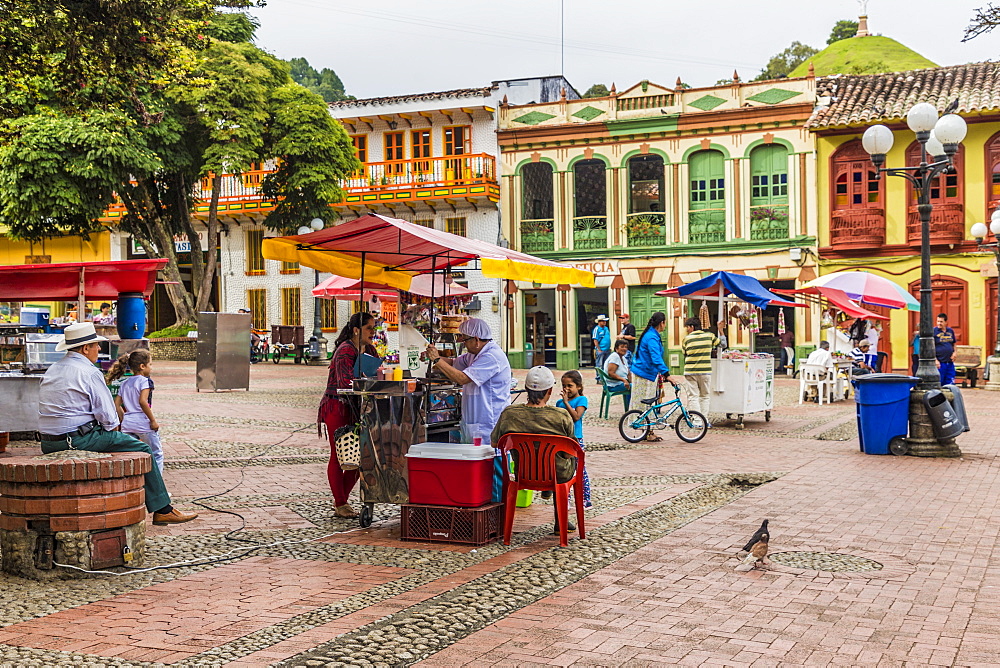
405,442,495,507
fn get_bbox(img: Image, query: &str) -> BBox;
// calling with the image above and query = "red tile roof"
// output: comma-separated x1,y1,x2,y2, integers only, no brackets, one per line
328,86,492,110
806,62,1000,129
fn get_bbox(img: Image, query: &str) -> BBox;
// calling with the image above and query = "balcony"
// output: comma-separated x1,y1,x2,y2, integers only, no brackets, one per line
102,169,277,221
830,208,885,249
688,209,726,244
625,212,667,248
749,205,790,241
906,202,965,246
519,219,555,253
573,216,608,250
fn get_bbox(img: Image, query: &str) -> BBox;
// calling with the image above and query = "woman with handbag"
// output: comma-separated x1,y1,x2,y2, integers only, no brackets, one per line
319,312,378,518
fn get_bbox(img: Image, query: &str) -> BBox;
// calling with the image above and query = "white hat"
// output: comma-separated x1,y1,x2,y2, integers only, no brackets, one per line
56,322,108,351
595,314,608,322
524,365,556,391
458,317,493,340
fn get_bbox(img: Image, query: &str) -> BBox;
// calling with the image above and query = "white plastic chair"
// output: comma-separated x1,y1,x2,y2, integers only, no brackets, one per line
799,363,834,405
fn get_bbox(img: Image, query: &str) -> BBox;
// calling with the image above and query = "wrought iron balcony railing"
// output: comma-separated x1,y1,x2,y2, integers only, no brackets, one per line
625,212,667,247
688,209,726,244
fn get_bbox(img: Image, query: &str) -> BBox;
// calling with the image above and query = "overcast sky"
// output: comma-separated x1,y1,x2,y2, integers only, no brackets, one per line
250,0,999,99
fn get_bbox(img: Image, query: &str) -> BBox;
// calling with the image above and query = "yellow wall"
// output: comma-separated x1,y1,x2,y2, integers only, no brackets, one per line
0,230,112,266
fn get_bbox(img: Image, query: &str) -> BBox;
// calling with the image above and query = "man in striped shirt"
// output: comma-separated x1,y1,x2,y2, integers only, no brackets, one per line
682,317,720,426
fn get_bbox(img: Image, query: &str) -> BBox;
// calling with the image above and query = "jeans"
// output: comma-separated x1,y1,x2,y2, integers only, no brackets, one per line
129,430,164,474
40,427,171,512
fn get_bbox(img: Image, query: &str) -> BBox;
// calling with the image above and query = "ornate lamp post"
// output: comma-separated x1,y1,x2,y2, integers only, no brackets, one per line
861,103,967,456
297,217,327,363
971,209,1000,390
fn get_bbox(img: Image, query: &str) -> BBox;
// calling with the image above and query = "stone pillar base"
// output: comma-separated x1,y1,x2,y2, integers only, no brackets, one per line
984,356,1000,391
905,388,962,457
0,521,146,580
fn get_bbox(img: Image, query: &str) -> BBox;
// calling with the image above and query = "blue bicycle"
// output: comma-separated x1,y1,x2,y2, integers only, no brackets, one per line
618,381,708,443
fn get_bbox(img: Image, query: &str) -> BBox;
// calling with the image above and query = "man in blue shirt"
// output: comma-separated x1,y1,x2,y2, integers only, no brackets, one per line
933,312,957,385
591,315,611,382
850,339,876,375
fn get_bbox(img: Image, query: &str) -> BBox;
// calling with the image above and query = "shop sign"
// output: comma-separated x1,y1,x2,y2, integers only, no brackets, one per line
381,300,399,330
131,232,207,255
571,260,619,276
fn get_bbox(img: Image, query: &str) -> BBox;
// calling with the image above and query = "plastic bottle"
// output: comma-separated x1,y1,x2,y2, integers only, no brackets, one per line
392,366,403,381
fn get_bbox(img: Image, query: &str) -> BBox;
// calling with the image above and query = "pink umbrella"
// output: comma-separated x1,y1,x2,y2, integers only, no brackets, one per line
312,273,488,300
803,271,920,311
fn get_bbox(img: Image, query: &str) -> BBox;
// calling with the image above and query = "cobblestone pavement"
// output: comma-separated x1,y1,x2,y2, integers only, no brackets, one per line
0,361,998,666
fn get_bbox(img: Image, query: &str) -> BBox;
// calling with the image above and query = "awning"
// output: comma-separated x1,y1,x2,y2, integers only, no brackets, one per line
773,286,889,320
312,273,490,300
656,271,804,309
0,259,168,302
262,213,594,290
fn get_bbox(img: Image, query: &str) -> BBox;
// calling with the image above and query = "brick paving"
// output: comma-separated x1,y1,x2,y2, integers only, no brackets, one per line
0,360,998,666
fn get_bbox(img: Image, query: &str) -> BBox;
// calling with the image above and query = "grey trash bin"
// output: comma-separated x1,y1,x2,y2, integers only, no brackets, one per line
942,384,971,432
922,390,965,440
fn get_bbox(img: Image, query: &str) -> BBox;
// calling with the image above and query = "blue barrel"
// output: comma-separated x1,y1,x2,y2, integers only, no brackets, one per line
852,374,918,455
116,292,146,339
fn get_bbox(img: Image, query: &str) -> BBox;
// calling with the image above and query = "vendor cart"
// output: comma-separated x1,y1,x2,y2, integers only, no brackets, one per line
710,356,774,430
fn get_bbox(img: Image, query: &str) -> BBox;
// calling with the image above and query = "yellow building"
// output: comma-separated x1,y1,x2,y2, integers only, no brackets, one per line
808,62,1000,372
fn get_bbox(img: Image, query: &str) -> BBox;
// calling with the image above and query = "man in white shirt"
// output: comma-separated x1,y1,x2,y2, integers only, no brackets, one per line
804,341,834,370
37,323,197,525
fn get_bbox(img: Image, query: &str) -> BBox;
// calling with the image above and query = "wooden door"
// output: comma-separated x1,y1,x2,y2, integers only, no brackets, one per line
909,276,968,347
989,279,997,355
628,285,669,363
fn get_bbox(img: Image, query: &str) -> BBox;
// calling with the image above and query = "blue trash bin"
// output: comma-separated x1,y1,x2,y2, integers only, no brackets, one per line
852,374,918,455
116,292,146,339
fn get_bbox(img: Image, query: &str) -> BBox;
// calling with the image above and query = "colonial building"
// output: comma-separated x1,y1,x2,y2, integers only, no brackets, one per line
808,62,1000,372
497,76,820,370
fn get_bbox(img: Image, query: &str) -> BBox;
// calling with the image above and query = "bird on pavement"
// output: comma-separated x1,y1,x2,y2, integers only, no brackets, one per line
738,519,768,556
735,532,769,571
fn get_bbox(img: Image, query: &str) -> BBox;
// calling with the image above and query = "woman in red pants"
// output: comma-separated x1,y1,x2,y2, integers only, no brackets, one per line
318,312,377,518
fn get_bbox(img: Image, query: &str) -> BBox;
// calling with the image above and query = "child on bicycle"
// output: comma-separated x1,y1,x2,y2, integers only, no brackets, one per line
106,350,164,473
555,370,592,508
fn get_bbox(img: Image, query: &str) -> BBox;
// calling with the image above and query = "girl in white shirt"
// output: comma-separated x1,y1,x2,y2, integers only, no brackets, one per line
106,350,163,473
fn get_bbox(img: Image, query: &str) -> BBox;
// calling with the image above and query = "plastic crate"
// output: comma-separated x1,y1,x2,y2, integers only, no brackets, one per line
400,502,503,546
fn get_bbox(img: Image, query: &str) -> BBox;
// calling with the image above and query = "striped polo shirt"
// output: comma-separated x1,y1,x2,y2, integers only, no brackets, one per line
682,329,720,374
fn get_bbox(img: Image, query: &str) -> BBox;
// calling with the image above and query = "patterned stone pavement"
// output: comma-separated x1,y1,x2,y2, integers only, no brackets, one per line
0,360,998,666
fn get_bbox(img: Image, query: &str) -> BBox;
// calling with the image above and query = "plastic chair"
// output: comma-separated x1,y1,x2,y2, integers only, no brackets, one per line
596,368,630,418
799,363,834,405
496,433,586,548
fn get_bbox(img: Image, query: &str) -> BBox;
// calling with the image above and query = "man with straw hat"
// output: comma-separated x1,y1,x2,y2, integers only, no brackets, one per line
37,322,197,525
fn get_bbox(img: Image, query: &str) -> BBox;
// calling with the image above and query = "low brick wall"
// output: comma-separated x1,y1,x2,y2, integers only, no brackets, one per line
148,337,197,361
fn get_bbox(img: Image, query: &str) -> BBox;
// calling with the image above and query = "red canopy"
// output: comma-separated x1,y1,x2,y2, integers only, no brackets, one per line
312,273,489,300
0,259,168,301
773,286,889,320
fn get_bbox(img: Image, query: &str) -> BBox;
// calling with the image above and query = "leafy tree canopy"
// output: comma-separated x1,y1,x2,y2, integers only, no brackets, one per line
753,41,819,81
287,58,353,102
582,83,609,98
828,19,859,44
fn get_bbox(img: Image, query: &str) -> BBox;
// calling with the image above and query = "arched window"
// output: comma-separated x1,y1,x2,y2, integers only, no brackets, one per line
829,140,885,248
519,162,554,253
688,150,725,244
573,159,607,249
749,144,789,240
627,154,666,247
985,130,1000,215
904,141,965,245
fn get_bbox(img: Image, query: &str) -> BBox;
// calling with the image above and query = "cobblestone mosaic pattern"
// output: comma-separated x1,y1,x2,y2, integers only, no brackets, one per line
769,551,884,572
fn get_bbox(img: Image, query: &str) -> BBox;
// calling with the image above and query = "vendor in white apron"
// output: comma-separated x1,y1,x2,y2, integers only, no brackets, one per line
425,317,511,445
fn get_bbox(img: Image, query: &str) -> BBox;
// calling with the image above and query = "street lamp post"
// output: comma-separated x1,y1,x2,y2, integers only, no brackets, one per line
971,209,1000,390
862,102,967,457
297,217,328,363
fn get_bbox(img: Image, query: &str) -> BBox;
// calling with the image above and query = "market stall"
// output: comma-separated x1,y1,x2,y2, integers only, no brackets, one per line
0,259,167,434
658,271,805,429
263,213,593,531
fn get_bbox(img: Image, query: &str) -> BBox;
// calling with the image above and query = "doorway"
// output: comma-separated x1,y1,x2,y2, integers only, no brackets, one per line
576,287,609,367
523,288,556,366
989,279,998,356
909,276,968,349
757,280,796,360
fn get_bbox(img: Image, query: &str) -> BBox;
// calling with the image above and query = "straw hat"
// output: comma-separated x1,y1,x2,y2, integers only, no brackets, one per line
55,322,108,351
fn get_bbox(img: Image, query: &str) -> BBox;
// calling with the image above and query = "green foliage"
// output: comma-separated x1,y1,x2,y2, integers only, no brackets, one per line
147,324,198,338
204,11,260,43
828,20,859,44
753,41,819,81
287,57,352,103
715,78,734,86
582,83,609,98
787,36,937,77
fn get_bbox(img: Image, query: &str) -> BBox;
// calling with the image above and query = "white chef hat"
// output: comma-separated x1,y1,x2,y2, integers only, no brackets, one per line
459,317,493,341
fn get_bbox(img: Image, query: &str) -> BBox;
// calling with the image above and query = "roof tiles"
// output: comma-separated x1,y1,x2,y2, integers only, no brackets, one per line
328,86,492,110
806,62,1000,129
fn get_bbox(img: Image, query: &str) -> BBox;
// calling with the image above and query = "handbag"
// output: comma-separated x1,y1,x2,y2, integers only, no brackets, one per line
333,423,362,470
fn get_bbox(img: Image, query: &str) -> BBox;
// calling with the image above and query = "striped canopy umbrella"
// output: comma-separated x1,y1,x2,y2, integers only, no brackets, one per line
803,271,919,311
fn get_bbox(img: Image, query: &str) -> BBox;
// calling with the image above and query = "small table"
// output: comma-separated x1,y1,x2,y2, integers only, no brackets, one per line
832,360,854,400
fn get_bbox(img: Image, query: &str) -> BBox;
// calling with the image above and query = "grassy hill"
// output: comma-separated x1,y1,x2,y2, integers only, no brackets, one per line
788,35,937,77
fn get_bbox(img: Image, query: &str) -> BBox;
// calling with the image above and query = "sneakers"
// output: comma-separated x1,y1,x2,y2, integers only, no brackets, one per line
551,521,576,535
152,508,198,525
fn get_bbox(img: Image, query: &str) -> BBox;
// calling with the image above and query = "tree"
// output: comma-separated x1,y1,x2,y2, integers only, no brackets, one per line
0,7,360,327
828,19,859,44
964,3,1000,41
287,58,353,103
582,83,610,98
753,41,819,81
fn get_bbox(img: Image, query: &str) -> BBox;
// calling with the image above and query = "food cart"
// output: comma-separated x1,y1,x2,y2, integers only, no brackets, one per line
658,271,805,429
263,213,593,528
0,259,166,434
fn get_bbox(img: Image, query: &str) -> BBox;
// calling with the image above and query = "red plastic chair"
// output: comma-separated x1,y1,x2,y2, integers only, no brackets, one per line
496,432,586,548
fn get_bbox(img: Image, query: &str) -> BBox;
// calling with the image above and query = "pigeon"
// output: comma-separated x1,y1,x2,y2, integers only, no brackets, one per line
943,98,960,115
739,519,769,555
735,533,769,571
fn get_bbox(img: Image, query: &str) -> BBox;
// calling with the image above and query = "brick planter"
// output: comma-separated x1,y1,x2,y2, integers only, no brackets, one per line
148,336,197,361
0,451,148,579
